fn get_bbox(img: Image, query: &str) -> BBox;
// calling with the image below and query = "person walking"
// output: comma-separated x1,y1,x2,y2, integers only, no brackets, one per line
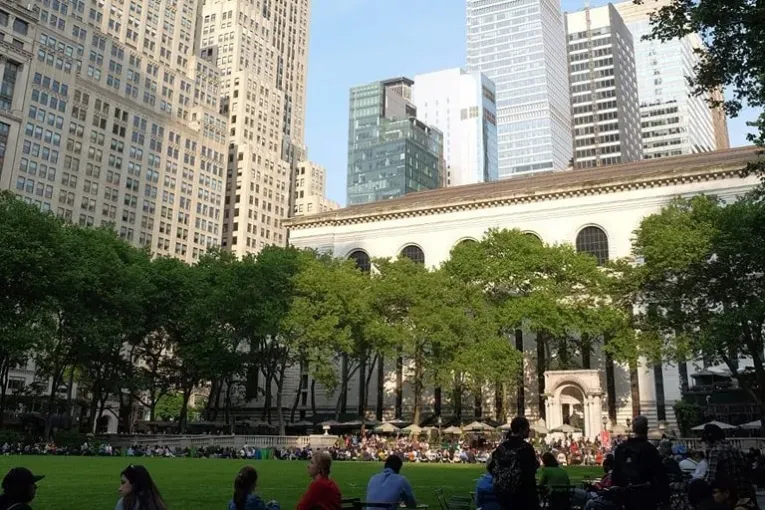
365,455,416,509
0,468,44,510
489,416,539,510
115,465,167,510
612,415,670,510
229,466,280,510
703,424,756,504
296,451,341,510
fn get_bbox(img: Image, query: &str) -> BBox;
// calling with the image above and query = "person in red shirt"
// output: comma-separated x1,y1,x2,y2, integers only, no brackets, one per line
296,452,341,510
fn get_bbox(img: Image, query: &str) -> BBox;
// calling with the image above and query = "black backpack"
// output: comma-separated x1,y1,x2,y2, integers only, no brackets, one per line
619,441,646,486
491,441,525,498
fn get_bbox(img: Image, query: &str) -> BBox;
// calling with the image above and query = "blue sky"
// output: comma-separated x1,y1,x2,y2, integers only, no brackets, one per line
305,0,761,206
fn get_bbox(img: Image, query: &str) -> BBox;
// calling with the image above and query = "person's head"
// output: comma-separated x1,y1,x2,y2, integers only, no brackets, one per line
693,450,706,461
119,465,167,510
632,416,649,438
687,479,713,508
308,451,332,479
384,454,403,474
602,453,615,474
1,467,44,505
509,416,530,439
701,424,725,446
233,466,258,510
658,440,673,457
542,452,558,468
711,477,737,505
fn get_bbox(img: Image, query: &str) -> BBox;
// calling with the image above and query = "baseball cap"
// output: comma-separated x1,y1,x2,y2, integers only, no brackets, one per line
2,468,45,491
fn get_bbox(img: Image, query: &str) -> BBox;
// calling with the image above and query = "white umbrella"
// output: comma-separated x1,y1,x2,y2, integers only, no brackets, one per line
740,420,762,430
498,422,513,431
551,424,581,433
443,425,462,434
463,421,496,432
374,422,401,434
608,423,629,434
691,420,737,431
531,423,549,434
402,424,423,434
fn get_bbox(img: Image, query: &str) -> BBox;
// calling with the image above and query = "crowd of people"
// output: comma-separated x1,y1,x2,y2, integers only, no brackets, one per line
1,415,762,510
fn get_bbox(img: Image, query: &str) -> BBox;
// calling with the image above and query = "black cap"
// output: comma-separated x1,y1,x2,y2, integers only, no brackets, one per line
2,468,45,491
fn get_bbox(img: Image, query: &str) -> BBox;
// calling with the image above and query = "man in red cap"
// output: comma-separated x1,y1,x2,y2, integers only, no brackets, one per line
0,467,44,510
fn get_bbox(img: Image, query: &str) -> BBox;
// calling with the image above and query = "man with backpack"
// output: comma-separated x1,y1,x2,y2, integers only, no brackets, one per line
612,416,670,510
489,416,539,510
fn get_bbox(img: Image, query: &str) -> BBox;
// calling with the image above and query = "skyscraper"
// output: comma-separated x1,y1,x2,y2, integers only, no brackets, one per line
565,4,642,169
413,68,498,187
293,160,339,216
466,0,572,177
613,0,729,159
201,0,310,256
346,78,443,206
0,0,228,264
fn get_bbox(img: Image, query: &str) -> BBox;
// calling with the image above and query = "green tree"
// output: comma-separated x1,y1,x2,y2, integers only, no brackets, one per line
632,193,765,416
154,392,184,421
637,0,765,150
0,193,62,423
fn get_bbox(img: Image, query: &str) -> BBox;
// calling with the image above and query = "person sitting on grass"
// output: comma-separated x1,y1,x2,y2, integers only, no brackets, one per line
0,467,44,510
229,466,280,510
116,464,167,510
296,451,341,510
365,454,417,509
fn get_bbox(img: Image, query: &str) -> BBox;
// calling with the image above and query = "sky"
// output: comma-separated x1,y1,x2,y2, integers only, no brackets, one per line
305,0,761,206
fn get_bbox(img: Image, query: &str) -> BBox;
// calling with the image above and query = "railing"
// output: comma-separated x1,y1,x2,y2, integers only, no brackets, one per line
102,434,316,450
676,437,765,451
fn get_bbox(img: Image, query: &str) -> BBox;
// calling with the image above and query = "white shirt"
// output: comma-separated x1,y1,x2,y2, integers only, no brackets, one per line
693,458,708,479
679,458,698,474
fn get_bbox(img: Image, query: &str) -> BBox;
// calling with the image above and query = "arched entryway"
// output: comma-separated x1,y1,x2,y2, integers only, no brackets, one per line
544,369,604,440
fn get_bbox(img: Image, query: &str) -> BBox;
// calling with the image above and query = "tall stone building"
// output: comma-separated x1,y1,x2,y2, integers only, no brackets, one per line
200,0,310,257
0,0,228,264
293,160,339,217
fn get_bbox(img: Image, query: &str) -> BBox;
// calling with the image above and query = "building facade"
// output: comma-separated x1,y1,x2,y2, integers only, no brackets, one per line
293,160,339,217
201,0,310,257
466,0,572,177
0,0,228,264
566,4,642,169
412,68,498,187
347,78,444,206
285,147,760,433
613,0,729,159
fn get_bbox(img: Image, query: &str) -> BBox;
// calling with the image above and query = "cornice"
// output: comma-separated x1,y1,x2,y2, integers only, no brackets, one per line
287,165,749,231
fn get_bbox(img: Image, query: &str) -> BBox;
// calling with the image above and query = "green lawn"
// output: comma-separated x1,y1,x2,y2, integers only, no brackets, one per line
0,456,602,509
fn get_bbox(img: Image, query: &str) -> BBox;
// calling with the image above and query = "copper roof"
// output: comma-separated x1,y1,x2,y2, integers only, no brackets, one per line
286,147,762,229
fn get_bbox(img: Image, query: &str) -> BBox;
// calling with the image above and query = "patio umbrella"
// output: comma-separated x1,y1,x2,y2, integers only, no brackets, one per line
388,419,409,427
443,425,462,434
320,420,341,427
691,420,737,431
530,423,549,434
740,420,762,430
498,422,513,431
421,426,437,435
287,420,314,428
463,421,496,432
403,424,423,434
374,422,401,434
608,423,629,434
551,424,581,433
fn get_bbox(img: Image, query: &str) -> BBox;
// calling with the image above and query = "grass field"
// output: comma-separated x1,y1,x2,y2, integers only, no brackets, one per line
0,456,602,509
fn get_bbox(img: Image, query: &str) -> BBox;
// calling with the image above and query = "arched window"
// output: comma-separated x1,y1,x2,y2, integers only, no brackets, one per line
399,244,425,265
457,238,477,247
524,232,542,243
348,250,371,273
576,226,609,266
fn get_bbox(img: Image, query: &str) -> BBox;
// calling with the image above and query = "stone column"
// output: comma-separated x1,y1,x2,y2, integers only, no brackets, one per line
583,396,592,439
592,394,603,436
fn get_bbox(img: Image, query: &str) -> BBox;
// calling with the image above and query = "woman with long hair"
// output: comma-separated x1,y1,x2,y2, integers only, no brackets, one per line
116,465,167,510
228,466,279,510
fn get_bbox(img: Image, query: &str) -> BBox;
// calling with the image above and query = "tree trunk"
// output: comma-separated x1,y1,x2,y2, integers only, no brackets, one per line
178,386,192,433
261,373,272,421
86,385,101,432
495,382,503,421
210,379,223,421
364,355,377,418
0,360,9,425
96,394,108,433
412,349,423,425
224,380,234,431
395,352,403,420
65,369,75,419
276,367,286,436
44,366,64,440
453,376,463,421
473,393,482,419
629,358,641,417
357,356,367,417
678,361,689,394
290,360,305,423
604,335,617,423
310,379,317,418
515,329,524,415
434,386,442,417
581,333,591,369
340,355,349,415
537,332,546,420
653,362,666,422
376,353,384,420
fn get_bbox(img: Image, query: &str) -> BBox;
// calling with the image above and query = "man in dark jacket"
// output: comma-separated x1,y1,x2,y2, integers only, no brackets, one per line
612,416,670,510
0,467,44,510
490,416,539,510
